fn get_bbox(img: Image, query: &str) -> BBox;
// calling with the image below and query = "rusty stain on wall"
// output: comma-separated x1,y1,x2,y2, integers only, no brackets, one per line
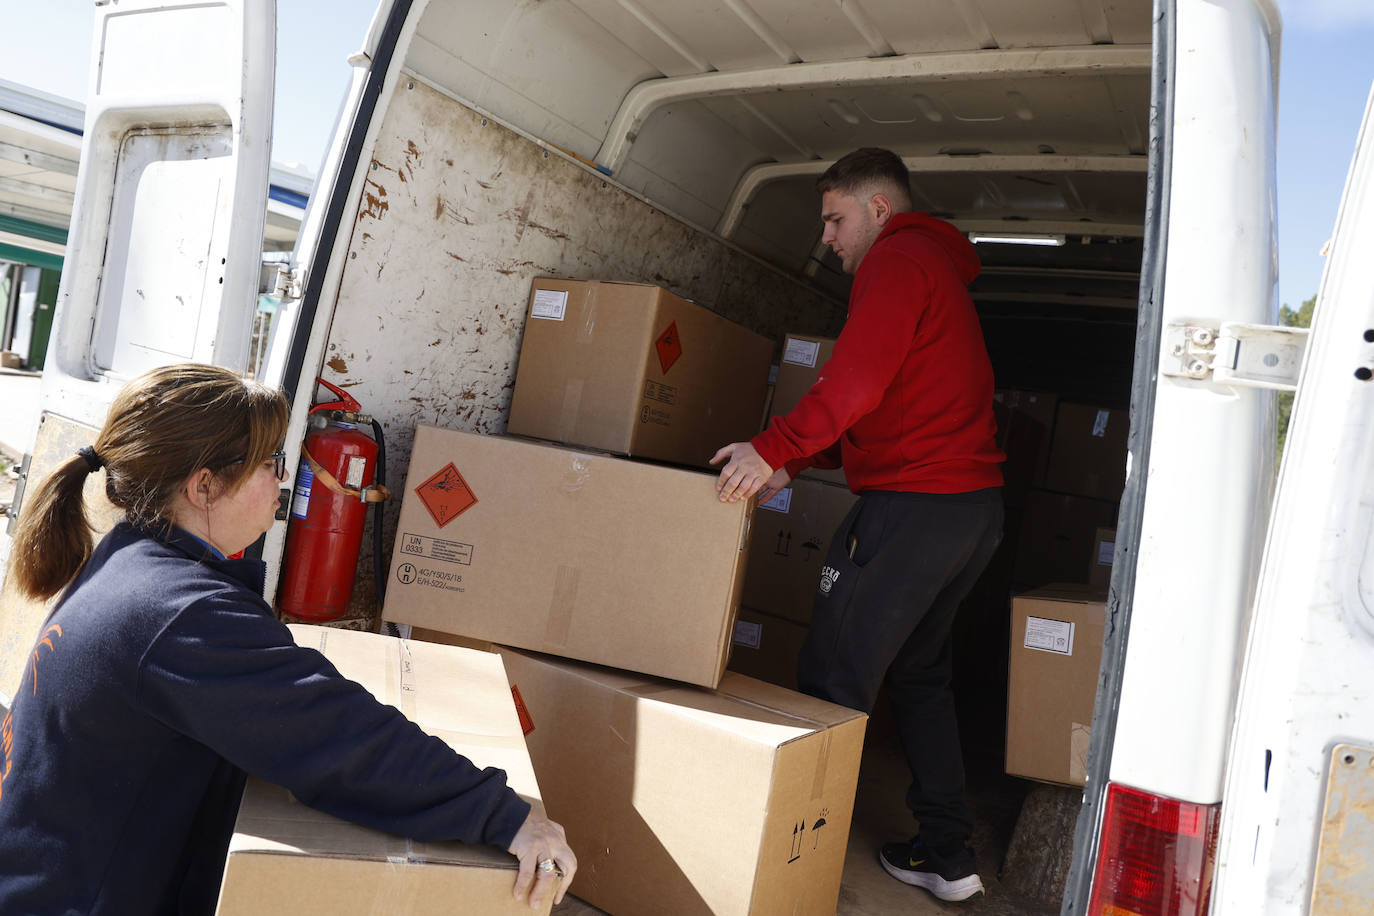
360,177,389,221
327,356,349,374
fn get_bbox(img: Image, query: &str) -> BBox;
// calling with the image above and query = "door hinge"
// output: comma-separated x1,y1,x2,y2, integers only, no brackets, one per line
262,261,304,300
1162,321,1310,391
5,453,32,535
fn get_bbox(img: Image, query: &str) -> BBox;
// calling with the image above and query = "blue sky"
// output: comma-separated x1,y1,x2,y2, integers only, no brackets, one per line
3,0,1372,312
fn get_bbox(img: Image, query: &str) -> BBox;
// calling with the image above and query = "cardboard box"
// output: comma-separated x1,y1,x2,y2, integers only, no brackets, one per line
1013,488,1119,588
1088,527,1117,588
507,278,772,469
728,607,809,690
742,477,857,625
766,334,847,487
1006,586,1107,786
217,626,548,915
383,426,753,688
1043,402,1128,502
994,389,1058,507
499,648,867,916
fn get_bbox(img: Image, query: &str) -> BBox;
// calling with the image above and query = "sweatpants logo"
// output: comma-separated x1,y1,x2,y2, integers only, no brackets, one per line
819,565,841,596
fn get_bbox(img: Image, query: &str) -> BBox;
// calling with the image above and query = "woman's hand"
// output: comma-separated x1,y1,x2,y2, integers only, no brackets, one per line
507,809,577,909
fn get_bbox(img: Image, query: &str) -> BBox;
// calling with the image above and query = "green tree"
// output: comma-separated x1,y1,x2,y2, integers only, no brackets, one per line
1276,293,1316,464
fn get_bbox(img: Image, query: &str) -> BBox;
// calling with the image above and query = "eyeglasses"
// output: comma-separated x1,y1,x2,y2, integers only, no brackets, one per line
228,449,288,481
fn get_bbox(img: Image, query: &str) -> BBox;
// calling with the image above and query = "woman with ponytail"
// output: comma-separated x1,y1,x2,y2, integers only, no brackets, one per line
0,364,574,915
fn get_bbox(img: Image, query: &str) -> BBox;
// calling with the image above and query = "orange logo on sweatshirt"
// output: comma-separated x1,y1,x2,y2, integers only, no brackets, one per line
1,624,63,806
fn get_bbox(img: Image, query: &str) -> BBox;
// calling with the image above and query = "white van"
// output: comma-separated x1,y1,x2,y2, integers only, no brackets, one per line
2,0,1371,912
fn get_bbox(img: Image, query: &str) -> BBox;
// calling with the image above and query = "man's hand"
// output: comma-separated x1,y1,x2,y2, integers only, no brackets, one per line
507,809,577,909
755,467,792,506
710,442,775,504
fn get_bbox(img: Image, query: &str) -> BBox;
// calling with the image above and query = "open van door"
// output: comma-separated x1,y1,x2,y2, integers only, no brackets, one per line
0,0,276,700
1211,81,1374,914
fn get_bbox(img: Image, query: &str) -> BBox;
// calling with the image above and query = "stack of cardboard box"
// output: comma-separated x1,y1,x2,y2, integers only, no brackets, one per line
997,393,1126,788
381,282,868,916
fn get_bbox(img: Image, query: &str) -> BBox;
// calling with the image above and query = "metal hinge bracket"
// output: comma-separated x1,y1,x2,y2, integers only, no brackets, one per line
1162,321,1310,391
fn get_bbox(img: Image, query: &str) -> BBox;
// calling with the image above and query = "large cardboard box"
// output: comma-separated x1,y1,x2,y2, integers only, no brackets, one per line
728,606,809,690
766,334,847,487
507,278,772,469
1043,402,1129,502
1013,488,1119,588
994,389,1058,507
1087,527,1117,588
217,626,549,916
499,648,867,916
742,477,857,625
1006,586,1107,786
383,426,753,688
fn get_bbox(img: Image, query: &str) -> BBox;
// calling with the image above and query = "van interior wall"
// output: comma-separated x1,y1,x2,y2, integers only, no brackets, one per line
317,78,843,620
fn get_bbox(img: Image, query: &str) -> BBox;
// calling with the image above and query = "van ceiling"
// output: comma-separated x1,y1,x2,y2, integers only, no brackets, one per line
407,0,1151,399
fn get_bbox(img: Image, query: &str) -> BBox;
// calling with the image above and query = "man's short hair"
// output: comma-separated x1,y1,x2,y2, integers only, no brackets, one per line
816,148,913,211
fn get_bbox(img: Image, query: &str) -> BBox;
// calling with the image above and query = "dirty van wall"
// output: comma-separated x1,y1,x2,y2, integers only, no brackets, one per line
318,78,842,619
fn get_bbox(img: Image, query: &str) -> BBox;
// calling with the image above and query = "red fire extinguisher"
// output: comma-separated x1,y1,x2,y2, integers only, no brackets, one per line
278,379,390,622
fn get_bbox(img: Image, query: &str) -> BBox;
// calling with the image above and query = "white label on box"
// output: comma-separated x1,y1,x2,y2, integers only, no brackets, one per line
782,337,821,368
768,363,779,385
530,288,569,320
1092,409,1110,438
1024,616,1075,656
759,487,793,514
733,619,763,649
1096,540,1116,566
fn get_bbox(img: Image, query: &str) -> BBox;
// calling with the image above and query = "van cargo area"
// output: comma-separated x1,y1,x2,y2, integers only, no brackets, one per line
294,1,1149,911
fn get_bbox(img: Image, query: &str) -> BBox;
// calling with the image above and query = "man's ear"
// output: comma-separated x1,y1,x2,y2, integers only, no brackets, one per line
870,192,895,227
185,468,217,510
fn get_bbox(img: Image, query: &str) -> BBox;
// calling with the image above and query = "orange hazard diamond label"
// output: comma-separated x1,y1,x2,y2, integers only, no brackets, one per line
415,462,478,528
655,320,683,374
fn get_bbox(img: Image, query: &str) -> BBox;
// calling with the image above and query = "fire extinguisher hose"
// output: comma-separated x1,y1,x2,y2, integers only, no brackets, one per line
369,418,388,609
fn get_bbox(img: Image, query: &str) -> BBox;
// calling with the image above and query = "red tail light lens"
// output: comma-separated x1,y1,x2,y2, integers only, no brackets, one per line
1088,782,1221,916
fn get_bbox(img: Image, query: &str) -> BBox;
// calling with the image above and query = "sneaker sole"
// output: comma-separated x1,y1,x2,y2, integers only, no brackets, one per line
879,852,986,902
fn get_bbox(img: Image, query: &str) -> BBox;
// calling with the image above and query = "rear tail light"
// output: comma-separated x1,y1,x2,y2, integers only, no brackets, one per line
1088,782,1221,916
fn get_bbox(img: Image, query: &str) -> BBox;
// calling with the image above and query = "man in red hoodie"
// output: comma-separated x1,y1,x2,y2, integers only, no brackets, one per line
712,148,1004,903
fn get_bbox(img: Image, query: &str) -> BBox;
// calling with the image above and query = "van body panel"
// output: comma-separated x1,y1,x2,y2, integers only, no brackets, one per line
1212,83,1374,915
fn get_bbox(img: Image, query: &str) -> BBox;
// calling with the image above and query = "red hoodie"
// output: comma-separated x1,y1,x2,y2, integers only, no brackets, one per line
752,212,1004,494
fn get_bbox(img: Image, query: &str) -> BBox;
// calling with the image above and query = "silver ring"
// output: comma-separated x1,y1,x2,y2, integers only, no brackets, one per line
537,857,561,875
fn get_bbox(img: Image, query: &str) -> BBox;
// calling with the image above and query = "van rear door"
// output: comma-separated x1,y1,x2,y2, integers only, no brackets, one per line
1212,81,1374,915
0,0,276,700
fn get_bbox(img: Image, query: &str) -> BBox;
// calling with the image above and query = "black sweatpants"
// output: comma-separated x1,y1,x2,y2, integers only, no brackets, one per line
797,487,1003,848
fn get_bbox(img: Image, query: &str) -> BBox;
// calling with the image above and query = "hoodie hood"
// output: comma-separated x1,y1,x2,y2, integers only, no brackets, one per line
873,212,981,285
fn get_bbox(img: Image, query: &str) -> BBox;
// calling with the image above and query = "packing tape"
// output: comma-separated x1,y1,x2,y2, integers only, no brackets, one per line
1069,722,1091,784
558,379,584,443
810,729,832,801
545,565,579,646
385,638,420,722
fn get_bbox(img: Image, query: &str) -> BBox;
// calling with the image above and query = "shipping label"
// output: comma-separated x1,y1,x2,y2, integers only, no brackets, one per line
782,337,822,368
1092,409,1110,438
398,531,473,565
732,619,763,649
530,288,569,321
1096,540,1116,566
1024,616,1075,656
642,379,677,405
759,487,793,514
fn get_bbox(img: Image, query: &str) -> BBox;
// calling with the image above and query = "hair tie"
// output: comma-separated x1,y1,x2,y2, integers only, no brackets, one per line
77,446,105,473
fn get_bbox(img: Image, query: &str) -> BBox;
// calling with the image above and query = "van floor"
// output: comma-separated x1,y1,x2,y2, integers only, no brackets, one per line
552,736,1058,915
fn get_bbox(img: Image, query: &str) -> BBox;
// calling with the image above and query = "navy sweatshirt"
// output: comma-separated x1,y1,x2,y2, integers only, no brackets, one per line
0,523,530,915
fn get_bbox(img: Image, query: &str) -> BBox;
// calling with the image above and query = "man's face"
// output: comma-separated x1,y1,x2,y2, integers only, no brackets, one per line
820,188,885,274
